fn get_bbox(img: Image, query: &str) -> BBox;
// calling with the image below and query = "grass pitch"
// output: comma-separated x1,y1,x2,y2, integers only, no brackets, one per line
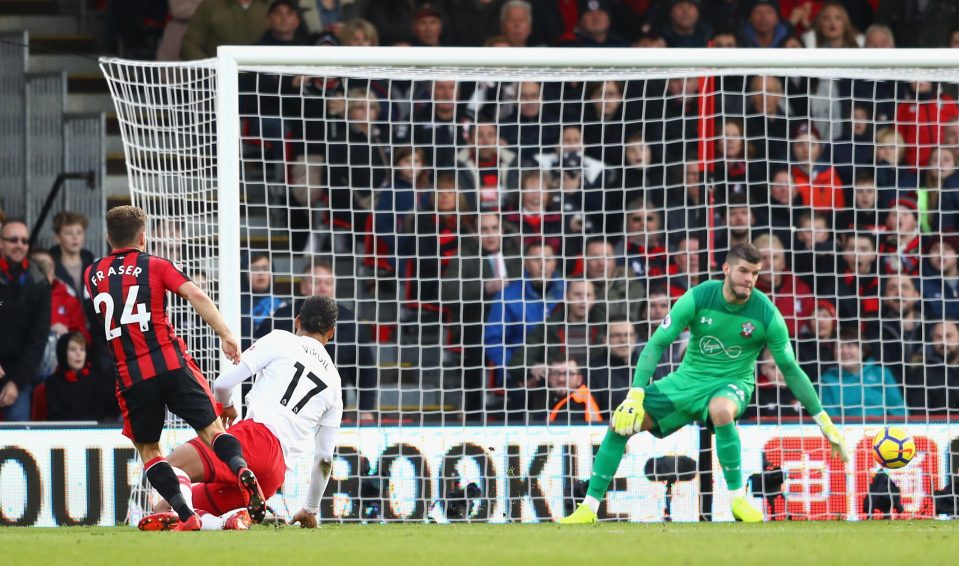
3,521,958,566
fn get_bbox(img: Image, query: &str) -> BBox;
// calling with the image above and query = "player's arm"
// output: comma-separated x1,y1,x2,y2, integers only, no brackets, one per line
611,289,695,436
177,281,240,364
212,331,281,424
631,289,696,387
767,309,848,462
291,425,338,529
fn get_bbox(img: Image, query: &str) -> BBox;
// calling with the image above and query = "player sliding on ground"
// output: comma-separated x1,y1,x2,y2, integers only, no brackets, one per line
560,243,849,524
139,296,343,530
86,206,264,531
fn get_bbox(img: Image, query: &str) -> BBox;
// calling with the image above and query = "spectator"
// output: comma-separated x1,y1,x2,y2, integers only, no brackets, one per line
507,279,601,418
618,198,668,278
790,122,845,211
797,298,838,383
802,1,863,47
666,235,705,298
181,0,271,60
754,234,815,337
445,0,509,46
875,0,959,48
286,152,327,252
589,317,640,415
240,253,288,349
923,239,959,322
41,333,118,422
364,2,416,46
714,193,755,266
820,327,907,420
849,171,884,234
544,357,603,424
273,260,378,422
484,241,564,385
0,219,51,421
441,212,523,416
456,117,520,212
743,0,792,48
660,0,711,47
709,27,739,48
878,198,922,276
792,209,837,296
918,147,959,233
906,321,959,415
874,127,919,206
503,170,563,254
753,348,802,418
766,168,802,244
29,250,91,380
371,147,427,274
556,0,627,47
401,80,463,169
583,237,645,323
411,3,445,46
49,211,95,298
500,0,533,47
614,132,664,230
157,0,204,61
863,22,894,48
581,80,628,166
715,117,764,190
338,17,378,45
895,81,959,172
831,102,876,185
534,125,611,205
745,75,790,165
877,273,924,384
327,86,389,231
639,282,687,382
836,232,880,330
499,81,561,162
300,0,354,38
259,0,311,45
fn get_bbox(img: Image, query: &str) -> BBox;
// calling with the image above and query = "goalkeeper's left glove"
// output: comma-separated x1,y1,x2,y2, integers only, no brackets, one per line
611,388,646,436
813,411,849,462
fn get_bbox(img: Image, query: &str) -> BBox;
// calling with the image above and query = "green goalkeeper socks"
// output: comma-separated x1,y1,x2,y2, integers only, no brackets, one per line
586,429,629,501
715,422,743,491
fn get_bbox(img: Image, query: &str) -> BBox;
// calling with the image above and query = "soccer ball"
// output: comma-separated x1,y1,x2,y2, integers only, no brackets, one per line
871,426,915,469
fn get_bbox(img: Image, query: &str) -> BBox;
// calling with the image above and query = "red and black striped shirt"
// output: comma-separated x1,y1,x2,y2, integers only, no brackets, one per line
84,248,192,391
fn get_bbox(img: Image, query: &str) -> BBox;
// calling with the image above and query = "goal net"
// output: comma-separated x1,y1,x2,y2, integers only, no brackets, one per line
101,47,959,523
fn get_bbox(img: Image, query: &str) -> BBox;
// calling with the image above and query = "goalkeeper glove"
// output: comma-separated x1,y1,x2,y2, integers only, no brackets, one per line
813,411,849,462
611,388,646,436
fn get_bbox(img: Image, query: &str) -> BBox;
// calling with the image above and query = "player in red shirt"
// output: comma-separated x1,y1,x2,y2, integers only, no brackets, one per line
85,206,266,531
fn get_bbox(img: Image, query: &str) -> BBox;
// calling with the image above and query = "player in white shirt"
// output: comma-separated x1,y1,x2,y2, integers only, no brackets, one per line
138,296,342,531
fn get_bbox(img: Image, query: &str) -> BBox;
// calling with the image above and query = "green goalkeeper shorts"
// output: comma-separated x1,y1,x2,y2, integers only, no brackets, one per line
642,372,754,438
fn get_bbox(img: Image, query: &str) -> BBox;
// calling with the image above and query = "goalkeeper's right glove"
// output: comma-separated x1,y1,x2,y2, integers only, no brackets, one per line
813,411,849,463
611,388,646,436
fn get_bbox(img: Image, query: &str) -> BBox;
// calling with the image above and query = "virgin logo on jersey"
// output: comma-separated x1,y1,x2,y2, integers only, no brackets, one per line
699,336,743,358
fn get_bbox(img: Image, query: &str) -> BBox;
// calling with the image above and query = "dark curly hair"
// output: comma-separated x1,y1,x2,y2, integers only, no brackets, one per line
299,295,338,334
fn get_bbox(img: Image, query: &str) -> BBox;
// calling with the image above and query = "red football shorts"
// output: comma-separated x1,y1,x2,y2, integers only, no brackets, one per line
188,419,287,515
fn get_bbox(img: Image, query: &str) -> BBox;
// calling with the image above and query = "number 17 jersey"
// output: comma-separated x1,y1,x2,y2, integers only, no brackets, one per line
242,329,343,463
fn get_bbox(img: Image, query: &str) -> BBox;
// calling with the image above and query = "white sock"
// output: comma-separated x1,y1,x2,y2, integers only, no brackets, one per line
583,495,600,513
200,512,226,531
170,466,193,508
729,486,746,499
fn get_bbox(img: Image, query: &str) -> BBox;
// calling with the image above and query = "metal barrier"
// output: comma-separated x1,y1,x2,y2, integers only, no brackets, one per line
64,113,106,254
24,72,66,248
0,31,27,217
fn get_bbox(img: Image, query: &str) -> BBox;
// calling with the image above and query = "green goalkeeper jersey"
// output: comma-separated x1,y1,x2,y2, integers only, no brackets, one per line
632,280,823,415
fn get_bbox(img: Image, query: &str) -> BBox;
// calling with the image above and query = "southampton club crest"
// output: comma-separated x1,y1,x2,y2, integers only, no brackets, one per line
741,322,756,338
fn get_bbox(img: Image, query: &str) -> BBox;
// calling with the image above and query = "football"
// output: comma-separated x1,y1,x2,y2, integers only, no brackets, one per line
871,426,916,469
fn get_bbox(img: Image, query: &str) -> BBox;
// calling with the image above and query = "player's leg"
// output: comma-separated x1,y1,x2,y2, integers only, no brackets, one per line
707,390,762,523
164,362,267,522
119,378,200,530
149,442,206,514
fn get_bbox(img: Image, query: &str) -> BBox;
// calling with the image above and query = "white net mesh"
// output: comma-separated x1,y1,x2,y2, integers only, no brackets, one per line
102,51,959,523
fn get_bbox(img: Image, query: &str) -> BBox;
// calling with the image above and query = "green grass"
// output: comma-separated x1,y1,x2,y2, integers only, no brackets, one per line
3,522,959,565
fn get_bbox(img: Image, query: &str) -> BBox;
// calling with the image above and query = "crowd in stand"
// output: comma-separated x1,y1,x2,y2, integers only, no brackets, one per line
5,0,959,425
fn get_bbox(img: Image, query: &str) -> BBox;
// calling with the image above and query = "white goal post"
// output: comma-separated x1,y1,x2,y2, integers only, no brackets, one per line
101,46,959,524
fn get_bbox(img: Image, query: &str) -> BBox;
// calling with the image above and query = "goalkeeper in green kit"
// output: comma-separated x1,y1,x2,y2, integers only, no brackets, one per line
559,243,849,523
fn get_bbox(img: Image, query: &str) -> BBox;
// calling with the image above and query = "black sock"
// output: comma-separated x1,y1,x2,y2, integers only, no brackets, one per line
145,459,193,522
212,433,248,476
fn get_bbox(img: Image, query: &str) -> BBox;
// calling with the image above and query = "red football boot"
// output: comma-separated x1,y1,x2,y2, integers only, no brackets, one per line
223,509,253,531
172,513,201,531
237,468,267,523
137,512,179,531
